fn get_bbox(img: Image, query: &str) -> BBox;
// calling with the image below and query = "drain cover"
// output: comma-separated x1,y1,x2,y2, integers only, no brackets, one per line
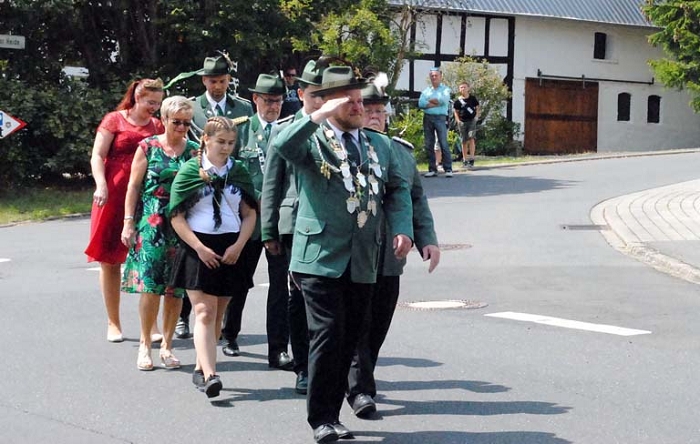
560,224,609,231
438,243,472,251
399,299,488,310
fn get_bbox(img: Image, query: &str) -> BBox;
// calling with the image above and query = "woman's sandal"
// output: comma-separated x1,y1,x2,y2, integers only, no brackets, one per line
137,345,154,371
159,350,181,369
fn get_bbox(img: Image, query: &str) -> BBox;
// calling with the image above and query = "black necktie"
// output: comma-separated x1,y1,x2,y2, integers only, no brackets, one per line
342,132,361,167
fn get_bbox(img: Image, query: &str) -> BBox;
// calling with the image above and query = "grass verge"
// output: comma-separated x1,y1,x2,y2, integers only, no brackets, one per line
0,186,93,225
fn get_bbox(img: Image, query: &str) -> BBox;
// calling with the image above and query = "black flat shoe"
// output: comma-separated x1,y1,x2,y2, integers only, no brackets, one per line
175,318,191,339
269,351,294,371
295,370,308,394
192,369,205,388
201,374,222,398
222,340,240,357
332,422,354,439
313,424,339,443
350,393,376,418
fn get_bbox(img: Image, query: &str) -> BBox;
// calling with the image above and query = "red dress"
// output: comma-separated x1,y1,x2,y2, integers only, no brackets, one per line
85,111,164,264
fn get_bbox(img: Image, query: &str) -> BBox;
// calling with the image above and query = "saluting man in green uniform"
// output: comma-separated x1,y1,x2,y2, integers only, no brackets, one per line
272,66,414,443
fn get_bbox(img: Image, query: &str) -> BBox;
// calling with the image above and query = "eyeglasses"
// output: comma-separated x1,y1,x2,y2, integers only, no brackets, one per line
366,109,386,116
143,100,161,107
170,119,192,127
284,73,296,77
261,97,284,105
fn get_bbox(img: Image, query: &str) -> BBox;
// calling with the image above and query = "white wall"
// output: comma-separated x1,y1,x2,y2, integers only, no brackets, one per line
512,16,700,151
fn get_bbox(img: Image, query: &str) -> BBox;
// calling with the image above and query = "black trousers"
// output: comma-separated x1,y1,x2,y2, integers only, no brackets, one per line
283,234,308,374
266,244,291,359
347,275,400,399
222,239,263,342
294,270,372,428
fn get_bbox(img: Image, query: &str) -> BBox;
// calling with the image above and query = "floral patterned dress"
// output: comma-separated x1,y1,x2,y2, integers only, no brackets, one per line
121,136,198,297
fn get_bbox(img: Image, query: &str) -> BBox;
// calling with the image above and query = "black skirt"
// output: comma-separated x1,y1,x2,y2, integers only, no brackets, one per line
170,231,253,297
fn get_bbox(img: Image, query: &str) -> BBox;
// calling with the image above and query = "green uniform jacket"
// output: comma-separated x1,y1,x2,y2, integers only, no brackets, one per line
260,110,303,242
190,93,253,149
379,136,438,276
236,114,290,239
272,115,414,284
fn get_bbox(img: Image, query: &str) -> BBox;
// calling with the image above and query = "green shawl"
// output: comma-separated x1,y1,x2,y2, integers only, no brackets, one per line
169,157,258,225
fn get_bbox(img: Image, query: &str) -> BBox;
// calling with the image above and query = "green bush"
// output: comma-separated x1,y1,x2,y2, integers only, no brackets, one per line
0,78,116,188
390,103,520,162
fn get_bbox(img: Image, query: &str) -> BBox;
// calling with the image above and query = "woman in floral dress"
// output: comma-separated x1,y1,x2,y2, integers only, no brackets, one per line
121,96,199,371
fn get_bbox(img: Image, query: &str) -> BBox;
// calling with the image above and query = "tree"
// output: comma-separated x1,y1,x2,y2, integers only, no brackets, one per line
643,1,700,111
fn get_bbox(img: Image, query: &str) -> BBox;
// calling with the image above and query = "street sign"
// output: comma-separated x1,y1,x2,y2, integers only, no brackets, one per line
0,35,25,50
0,110,27,138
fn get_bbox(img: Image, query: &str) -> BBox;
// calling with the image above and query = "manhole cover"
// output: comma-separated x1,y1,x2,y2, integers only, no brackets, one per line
438,243,472,251
560,224,609,231
399,299,488,310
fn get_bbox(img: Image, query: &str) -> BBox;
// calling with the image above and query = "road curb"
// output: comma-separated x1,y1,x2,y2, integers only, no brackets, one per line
590,198,700,286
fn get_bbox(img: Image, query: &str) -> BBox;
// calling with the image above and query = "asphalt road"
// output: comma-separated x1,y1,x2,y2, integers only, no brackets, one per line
1,152,699,443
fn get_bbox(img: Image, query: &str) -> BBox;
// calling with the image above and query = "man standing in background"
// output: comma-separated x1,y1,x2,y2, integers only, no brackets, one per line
418,67,452,178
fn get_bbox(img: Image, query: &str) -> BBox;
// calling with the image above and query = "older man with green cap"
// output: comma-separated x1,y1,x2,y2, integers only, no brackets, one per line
346,76,440,419
260,60,326,395
272,65,414,443
221,73,297,371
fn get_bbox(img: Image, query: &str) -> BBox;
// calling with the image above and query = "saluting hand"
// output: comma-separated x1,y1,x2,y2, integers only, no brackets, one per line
310,97,350,123
422,245,441,273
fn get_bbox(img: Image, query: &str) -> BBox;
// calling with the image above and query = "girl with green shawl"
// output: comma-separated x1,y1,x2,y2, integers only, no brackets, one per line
169,116,257,398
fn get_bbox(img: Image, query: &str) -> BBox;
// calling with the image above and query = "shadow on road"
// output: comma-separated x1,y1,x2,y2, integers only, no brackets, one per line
422,173,579,199
354,430,572,444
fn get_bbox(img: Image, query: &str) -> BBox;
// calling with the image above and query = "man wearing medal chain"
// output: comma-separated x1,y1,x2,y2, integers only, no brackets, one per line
272,66,414,443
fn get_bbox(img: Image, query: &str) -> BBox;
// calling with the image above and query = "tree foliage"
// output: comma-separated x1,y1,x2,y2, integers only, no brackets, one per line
643,1,700,111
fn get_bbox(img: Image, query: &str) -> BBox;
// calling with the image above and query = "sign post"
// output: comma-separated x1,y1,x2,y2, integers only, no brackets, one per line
0,34,26,50
0,111,27,138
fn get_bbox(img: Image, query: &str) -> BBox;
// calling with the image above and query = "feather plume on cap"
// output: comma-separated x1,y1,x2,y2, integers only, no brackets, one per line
373,72,389,95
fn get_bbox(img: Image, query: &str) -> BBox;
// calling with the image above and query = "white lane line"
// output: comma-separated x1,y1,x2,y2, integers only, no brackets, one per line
485,312,651,336
0,258,10,263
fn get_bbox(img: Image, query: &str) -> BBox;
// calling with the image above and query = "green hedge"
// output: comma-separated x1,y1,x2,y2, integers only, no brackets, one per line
0,78,119,189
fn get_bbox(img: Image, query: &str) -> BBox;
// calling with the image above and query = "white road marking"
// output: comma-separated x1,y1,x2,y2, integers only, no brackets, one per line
87,267,100,271
0,258,10,263
485,311,651,336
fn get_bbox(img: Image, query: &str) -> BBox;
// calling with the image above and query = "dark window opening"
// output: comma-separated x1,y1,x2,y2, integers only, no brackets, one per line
647,95,661,123
617,93,631,121
594,32,607,60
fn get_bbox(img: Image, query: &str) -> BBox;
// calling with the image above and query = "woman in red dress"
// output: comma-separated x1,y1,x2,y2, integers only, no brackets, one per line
85,78,165,342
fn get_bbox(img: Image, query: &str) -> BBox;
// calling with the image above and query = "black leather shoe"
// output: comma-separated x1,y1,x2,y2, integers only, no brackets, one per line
222,340,240,357
351,393,376,418
175,317,191,339
313,424,339,443
295,370,308,394
269,351,294,371
332,422,354,439
201,374,222,398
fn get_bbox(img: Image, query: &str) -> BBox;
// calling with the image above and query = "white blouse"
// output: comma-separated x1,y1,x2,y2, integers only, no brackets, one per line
186,156,243,234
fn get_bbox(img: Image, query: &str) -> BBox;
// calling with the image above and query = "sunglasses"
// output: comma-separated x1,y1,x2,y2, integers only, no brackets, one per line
170,119,192,127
